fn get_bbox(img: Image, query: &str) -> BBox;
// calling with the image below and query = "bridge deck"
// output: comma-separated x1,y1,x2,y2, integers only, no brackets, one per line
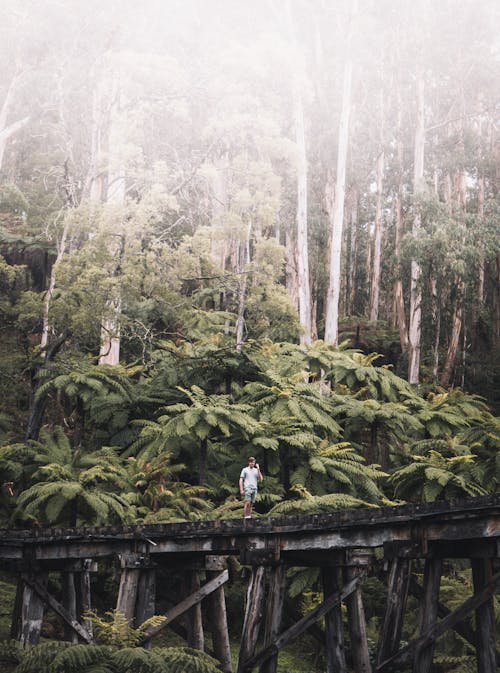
0,495,498,564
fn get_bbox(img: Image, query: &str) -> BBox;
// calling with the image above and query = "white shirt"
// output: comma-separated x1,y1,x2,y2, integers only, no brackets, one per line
240,466,259,489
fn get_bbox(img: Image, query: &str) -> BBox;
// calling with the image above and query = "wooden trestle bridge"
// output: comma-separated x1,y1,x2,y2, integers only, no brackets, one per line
0,495,498,673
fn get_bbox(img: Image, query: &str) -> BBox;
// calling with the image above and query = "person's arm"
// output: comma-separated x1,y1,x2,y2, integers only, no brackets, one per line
256,463,263,481
239,476,244,495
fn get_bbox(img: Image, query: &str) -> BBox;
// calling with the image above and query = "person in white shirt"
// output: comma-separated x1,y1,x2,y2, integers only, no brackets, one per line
239,456,263,518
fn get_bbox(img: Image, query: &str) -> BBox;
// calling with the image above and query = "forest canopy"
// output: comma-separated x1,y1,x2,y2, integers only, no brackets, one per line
0,0,499,529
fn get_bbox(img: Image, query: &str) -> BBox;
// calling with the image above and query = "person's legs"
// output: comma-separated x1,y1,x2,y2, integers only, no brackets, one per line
244,486,257,517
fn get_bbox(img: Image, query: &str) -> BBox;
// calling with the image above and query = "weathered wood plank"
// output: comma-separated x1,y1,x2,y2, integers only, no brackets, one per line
207,566,232,673
135,568,156,626
322,566,347,673
142,569,229,642
413,558,442,673
78,559,94,641
116,567,140,623
236,565,267,673
186,570,204,651
376,570,500,672
21,573,92,643
260,563,287,673
1,496,496,562
471,559,497,673
408,574,500,665
242,573,364,672
376,558,411,666
19,574,47,646
345,564,372,673
62,572,78,643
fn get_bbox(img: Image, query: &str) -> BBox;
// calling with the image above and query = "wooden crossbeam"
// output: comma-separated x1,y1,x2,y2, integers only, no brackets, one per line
141,569,228,643
242,572,365,671
376,570,500,672
21,574,93,643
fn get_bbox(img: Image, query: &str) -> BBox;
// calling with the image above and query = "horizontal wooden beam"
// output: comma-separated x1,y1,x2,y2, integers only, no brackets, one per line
376,571,500,672
142,569,228,643
242,572,365,671
21,574,92,643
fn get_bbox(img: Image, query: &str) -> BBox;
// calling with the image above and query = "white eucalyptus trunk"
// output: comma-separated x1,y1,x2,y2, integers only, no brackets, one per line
324,57,352,344
99,77,125,366
236,222,252,351
369,150,385,321
347,187,358,316
294,85,312,345
41,219,70,349
0,72,29,171
408,73,425,385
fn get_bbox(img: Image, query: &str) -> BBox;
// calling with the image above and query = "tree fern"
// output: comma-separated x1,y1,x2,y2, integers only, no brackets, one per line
268,485,376,516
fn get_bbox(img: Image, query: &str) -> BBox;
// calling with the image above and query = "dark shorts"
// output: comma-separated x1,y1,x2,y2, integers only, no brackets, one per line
244,485,257,503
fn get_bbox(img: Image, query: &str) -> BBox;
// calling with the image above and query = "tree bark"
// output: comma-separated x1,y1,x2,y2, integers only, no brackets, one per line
0,71,29,171
294,84,312,345
324,56,353,344
346,187,358,316
369,151,385,321
408,72,425,385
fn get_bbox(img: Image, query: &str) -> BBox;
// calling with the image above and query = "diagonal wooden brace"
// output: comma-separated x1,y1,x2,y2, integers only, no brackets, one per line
242,572,366,671
376,570,500,672
141,569,229,643
21,573,93,643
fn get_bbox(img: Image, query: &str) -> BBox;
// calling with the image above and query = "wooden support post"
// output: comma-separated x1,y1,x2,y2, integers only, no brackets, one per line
236,565,266,673
471,559,497,673
10,577,23,640
207,557,232,673
186,569,204,651
136,568,156,626
62,572,78,643
376,570,500,673
413,558,442,673
376,558,411,666
19,574,47,646
260,563,287,673
322,566,347,673
344,564,372,673
243,573,364,672
116,566,141,624
78,559,94,641
21,573,93,643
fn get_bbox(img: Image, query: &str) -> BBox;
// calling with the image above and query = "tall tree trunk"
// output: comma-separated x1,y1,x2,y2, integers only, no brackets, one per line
369,150,384,321
440,279,464,387
393,189,408,351
408,72,425,385
285,230,299,311
430,278,441,382
99,77,125,366
285,0,312,345
346,187,358,316
236,222,251,351
324,55,353,344
294,84,312,345
477,175,485,304
493,256,500,347
25,331,70,440
0,71,29,172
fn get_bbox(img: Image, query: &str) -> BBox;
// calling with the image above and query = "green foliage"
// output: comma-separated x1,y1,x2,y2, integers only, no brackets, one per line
388,451,487,502
2,639,221,673
268,485,377,516
84,610,166,648
4,427,131,526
